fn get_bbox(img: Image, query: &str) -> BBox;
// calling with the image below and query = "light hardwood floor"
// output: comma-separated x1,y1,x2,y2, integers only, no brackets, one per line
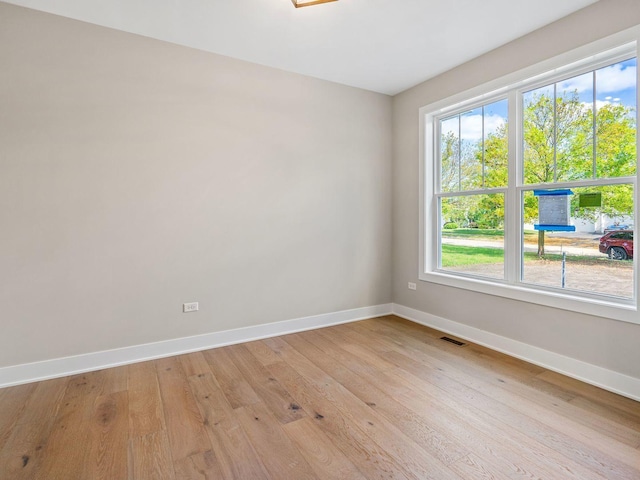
1,315,639,479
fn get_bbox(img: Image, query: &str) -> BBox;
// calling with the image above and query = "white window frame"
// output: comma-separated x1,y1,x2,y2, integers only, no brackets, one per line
419,29,640,324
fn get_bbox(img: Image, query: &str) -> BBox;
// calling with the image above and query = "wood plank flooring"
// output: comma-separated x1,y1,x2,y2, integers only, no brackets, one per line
1,315,639,479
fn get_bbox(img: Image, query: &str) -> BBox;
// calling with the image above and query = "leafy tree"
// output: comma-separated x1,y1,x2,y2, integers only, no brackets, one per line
596,103,637,178
439,90,635,248
440,131,459,193
440,122,508,228
472,123,508,228
523,93,635,254
523,92,592,254
484,123,509,188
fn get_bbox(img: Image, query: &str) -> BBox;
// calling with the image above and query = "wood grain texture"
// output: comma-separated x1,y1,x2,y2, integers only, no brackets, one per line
0,377,68,479
0,383,37,451
83,391,129,479
202,347,262,408
173,450,223,480
187,372,268,480
0,315,638,479
225,344,307,425
283,418,368,480
128,360,165,438
129,430,175,480
235,402,317,480
155,356,210,462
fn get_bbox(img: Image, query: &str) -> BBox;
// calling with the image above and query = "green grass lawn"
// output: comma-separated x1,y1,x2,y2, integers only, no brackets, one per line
441,244,503,267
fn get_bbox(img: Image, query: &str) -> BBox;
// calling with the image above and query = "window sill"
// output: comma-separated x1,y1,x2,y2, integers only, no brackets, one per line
418,270,638,324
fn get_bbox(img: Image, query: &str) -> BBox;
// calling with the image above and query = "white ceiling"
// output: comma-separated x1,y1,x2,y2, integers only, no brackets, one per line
4,0,599,95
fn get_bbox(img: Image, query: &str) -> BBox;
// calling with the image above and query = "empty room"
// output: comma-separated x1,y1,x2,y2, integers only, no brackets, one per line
1,0,639,478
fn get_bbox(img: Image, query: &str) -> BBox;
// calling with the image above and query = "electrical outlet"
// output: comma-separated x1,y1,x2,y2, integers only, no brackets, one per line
183,302,199,313
408,282,417,290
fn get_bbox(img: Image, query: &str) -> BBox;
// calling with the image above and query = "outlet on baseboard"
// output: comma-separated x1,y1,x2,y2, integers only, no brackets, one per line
408,282,417,290
183,302,199,313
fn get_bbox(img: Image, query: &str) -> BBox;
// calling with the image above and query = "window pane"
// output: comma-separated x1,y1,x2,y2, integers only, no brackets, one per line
440,116,460,192
484,99,509,188
460,107,483,190
523,85,555,184
440,194,504,279
522,185,634,299
524,59,637,185
440,99,509,192
596,58,637,178
556,71,594,181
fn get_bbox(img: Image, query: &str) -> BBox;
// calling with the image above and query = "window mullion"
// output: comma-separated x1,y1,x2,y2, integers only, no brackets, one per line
458,116,462,192
505,89,520,284
482,105,486,189
592,70,597,179
553,83,558,183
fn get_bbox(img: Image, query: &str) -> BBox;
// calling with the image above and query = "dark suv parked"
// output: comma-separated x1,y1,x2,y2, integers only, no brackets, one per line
599,230,634,260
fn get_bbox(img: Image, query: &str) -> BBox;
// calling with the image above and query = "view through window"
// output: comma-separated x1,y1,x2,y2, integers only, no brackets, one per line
433,51,637,302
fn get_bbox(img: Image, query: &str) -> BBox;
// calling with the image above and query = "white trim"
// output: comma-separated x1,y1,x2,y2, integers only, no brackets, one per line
392,303,640,402
0,303,393,389
418,270,637,322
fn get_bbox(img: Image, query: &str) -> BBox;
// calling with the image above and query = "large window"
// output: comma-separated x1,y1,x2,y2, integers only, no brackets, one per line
421,41,638,322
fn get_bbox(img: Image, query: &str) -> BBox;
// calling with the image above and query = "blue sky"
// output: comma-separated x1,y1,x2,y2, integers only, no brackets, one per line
559,58,637,109
441,99,507,141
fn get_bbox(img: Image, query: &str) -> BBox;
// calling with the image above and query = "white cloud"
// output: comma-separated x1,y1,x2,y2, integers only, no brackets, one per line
483,115,507,137
559,63,636,94
596,64,637,93
441,114,506,140
558,73,592,94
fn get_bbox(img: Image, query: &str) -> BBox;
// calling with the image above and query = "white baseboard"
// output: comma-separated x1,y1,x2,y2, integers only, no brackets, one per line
392,303,640,402
5,302,637,402
0,303,393,389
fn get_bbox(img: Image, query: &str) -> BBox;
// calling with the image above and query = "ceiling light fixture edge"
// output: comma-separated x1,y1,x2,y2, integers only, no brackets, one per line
292,0,338,8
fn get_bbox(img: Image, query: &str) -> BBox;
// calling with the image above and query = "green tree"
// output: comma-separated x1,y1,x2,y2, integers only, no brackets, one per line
440,120,508,228
440,129,488,226
596,103,637,178
522,92,591,254
440,131,459,193
471,123,508,228
439,90,635,241
522,92,633,254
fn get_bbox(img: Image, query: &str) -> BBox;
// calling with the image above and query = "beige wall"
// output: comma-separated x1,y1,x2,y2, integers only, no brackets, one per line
0,3,392,367
392,0,640,378
3,0,640,382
